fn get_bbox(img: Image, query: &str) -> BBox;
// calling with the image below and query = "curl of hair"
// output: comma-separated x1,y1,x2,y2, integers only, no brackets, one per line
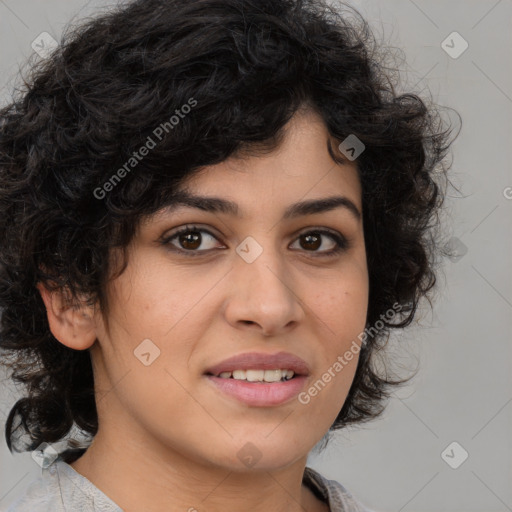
0,0,458,462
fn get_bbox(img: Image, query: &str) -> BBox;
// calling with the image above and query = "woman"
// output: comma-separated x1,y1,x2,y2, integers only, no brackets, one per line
0,0,456,510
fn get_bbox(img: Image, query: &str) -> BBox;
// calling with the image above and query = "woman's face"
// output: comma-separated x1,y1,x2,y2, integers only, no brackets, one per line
90,109,369,471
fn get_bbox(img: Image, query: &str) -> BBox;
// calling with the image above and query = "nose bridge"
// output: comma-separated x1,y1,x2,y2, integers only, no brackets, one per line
236,232,291,300
225,232,303,334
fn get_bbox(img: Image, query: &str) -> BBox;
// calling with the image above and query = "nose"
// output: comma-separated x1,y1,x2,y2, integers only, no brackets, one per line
223,241,305,337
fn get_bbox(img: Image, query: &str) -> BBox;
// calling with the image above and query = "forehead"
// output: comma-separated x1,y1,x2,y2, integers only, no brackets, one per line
179,111,359,202
145,109,362,226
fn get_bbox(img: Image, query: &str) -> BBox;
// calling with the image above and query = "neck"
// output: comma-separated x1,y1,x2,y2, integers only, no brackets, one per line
70,427,328,512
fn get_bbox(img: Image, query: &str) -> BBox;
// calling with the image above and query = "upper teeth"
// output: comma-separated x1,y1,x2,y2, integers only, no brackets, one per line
218,369,295,382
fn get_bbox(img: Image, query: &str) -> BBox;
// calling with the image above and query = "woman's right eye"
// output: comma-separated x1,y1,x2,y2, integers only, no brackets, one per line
160,225,225,256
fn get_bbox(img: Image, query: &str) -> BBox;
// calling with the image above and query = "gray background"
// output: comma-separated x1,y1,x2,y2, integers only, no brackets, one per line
0,1,511,511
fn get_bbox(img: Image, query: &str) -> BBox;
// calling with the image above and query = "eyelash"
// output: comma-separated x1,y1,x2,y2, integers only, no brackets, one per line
159,224,349,258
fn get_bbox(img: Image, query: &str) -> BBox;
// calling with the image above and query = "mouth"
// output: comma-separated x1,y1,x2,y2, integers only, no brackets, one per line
203,351,310,378
203,351,310,406
205,368,298,382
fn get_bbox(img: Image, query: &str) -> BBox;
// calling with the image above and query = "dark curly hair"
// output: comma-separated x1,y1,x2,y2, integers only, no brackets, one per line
0,0,458,463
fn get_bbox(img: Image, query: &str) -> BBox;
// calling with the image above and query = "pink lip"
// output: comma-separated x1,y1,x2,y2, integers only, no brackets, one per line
205,375,308,407
204,351,310,377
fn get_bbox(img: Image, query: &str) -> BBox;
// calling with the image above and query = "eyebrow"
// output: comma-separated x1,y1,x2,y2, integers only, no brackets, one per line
163,191,361,221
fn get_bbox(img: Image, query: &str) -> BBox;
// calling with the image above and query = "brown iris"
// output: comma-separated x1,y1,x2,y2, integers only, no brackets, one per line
300,233,321,251
179,230,202,250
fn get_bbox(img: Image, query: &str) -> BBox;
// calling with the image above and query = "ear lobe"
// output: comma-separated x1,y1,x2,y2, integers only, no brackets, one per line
36,281,97,350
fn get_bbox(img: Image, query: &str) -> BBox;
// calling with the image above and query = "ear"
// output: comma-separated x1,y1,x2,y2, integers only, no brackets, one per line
36,281,97,350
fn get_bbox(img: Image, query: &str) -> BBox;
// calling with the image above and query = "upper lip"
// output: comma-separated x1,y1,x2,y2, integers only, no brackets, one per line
204,351,310,377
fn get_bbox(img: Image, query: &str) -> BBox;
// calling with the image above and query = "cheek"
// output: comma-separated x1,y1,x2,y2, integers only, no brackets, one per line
306,269,367,403
313,274,369,339
303,289,365,420
101,262,221,377
109,260,190,332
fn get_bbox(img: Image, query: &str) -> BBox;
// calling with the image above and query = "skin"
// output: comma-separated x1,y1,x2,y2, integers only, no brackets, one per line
37,108,369,512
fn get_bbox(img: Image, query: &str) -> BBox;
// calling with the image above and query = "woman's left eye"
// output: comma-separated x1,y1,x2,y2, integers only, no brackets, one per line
160,225,349,257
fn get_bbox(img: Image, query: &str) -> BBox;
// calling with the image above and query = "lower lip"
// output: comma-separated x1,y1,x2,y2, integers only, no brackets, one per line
205,375,308,407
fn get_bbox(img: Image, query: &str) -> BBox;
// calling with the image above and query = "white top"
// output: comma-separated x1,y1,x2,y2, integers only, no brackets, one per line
5,459,376,511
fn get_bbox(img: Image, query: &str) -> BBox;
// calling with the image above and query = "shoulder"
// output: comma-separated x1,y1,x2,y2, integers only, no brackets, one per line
3,470,57,512
4,460,123,512
304,466,377,512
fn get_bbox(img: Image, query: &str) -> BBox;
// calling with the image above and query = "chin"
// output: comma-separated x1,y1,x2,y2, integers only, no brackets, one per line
204,435,310,473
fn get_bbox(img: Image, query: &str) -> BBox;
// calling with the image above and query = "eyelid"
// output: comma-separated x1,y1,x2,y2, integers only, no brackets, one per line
160,224,225,244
